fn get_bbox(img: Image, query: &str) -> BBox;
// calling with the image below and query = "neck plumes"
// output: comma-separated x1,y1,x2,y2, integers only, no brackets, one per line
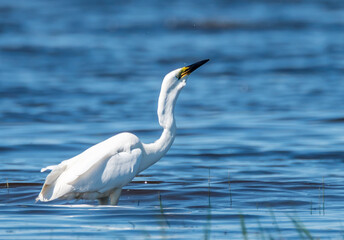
140,83,181,172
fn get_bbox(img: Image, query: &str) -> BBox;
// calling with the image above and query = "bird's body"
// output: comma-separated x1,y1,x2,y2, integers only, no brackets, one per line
38,132,143,204
37,59,209,205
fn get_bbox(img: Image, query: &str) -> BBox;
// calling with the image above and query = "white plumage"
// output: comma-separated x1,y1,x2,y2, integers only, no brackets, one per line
37,59,209,205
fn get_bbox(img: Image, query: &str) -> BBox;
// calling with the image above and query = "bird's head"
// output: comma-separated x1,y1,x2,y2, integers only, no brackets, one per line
157,59,209,129
161,59,209,93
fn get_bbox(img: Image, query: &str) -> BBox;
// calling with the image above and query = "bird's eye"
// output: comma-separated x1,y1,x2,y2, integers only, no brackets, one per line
176,71,182,80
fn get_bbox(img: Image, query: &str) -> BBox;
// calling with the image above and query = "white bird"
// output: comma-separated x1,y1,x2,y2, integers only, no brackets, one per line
37,59,209,205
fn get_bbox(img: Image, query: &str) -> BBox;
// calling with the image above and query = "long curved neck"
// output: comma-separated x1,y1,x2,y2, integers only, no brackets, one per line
140,86,180,173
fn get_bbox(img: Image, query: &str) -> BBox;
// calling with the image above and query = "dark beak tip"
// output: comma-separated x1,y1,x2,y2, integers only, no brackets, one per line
197,59,210,66
186,59,210,71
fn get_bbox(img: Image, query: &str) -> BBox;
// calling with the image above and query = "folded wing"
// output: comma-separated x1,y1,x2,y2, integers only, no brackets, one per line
37,133,142,202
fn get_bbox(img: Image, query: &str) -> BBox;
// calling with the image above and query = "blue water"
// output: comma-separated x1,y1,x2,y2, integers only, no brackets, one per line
1,0,344,239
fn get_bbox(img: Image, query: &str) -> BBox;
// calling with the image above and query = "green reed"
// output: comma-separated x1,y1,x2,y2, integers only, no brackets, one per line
228,170,232,208
158,191,170,228
289,216,314,240
238,214,315,240
317,177,325,215
240,214,248,240
322,177,325,215
204,168,212,240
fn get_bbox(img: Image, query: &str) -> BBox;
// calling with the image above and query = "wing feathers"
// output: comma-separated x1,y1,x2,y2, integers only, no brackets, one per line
41,165,57,172
37,133,142,202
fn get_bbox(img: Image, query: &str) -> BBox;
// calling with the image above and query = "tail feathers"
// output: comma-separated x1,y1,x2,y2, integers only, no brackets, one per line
37,164,69,202
36,182,73,202
44,164,67,185
36,183,55,202
36,184,53,202
41,165,57,172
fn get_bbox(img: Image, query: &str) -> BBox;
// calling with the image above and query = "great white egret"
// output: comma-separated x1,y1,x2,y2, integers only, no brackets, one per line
37,59,209,205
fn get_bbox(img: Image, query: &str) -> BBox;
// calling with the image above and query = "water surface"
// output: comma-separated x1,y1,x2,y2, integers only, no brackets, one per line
1,0,344,239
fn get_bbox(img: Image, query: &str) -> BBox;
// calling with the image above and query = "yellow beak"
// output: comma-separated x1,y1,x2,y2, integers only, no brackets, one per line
179,59,209,79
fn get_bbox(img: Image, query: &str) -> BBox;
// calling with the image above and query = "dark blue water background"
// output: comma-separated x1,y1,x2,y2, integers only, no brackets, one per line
1,0,344,239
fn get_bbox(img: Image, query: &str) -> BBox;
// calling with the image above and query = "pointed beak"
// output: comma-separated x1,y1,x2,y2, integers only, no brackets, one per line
179,59,209,79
